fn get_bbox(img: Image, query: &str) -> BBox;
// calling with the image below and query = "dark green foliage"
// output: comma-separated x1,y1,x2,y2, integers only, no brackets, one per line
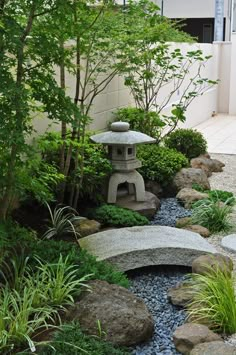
192,183,207,193
137,145,188,185
113,107,165,139
208,190,235,206
39,322,130,354
0,222,129,288
89,204,149,227
165,128,207,160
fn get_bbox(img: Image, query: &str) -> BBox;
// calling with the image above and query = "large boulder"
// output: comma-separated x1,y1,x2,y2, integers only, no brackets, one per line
191,157,225,176
167,283,194,307
74,218,101,237
173,323,221,354
176,188,208,208
172,168,210,193
65,280,154,346
190,341,236,355
192,253,233,276
116,191,160,219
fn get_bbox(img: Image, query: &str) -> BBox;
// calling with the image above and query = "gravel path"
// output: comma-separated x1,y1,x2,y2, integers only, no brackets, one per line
208,154,236,271
129,269,187,355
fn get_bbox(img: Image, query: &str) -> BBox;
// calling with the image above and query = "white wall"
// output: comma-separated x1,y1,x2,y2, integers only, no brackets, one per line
154,0,229,18
229,33,236,114
32,38,236,135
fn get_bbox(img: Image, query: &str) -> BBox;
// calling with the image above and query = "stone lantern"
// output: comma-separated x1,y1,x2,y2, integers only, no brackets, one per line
90,121,155,203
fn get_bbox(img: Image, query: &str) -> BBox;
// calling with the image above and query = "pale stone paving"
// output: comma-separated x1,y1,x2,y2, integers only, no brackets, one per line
208,153,236,273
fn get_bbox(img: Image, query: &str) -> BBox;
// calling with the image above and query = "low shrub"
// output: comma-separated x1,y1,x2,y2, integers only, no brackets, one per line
187,267,236,334
137,145,188,186
191,199,232,233
165,128,207,160
113,107,164,140
39,322,129,354
88,204,149,227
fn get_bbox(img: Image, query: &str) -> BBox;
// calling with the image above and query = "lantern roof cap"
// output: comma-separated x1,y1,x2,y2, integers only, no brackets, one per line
90,121,156,145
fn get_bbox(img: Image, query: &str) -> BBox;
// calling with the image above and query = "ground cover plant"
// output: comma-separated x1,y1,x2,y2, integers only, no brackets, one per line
187,267,236,334
165,128,208,160
192,185,236,206
137,145,188,186
88,204,149,227
38,322,130,355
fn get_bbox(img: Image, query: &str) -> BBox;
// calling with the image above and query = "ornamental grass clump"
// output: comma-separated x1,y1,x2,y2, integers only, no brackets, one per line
187,266,236,334
43,203,85,239
0,255,90,353
191,199,233,233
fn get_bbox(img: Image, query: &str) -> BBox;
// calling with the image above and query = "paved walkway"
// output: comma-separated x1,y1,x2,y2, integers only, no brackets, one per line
194,114,236,154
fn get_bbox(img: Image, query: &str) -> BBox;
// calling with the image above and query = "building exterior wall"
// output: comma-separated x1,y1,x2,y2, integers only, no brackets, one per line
154,0,230,19
32,41,223,135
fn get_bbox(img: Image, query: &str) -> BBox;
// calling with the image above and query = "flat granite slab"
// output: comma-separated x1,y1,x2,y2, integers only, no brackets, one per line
79,226,216,272
221,234,236,253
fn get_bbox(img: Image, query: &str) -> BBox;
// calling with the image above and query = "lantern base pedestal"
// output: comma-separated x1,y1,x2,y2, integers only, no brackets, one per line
116,191,160,219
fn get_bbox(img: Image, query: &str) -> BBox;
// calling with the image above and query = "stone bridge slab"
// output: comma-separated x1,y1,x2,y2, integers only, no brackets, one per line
79,226,216,272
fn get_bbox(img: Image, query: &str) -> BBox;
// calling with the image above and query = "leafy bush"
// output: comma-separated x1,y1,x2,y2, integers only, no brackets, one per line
165,128,207,160
38,131,112,203
187,267,236,334
137,145,188,185
191,199,232,233
89,204,149,227
113,107,164,140
0,222,129,288
39,322,129,354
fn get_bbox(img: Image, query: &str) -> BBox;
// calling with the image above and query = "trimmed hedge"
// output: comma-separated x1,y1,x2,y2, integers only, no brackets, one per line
165,128,207,160
88,204,149,227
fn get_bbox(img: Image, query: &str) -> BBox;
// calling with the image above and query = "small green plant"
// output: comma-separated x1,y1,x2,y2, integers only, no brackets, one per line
43,203,84,239
187,267,236,334
208,190,235,206
165,128,207,160
0,254,91,353
0,286,57,353
137,145,188,186
31,255,91,306
88,204,148,227
192,185,235,206
113,107,165,140
39,322,130,355
191,199,233,233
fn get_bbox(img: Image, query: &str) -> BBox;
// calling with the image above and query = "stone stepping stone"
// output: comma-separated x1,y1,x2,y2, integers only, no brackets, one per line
222,234,236,253
79,226,216,272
